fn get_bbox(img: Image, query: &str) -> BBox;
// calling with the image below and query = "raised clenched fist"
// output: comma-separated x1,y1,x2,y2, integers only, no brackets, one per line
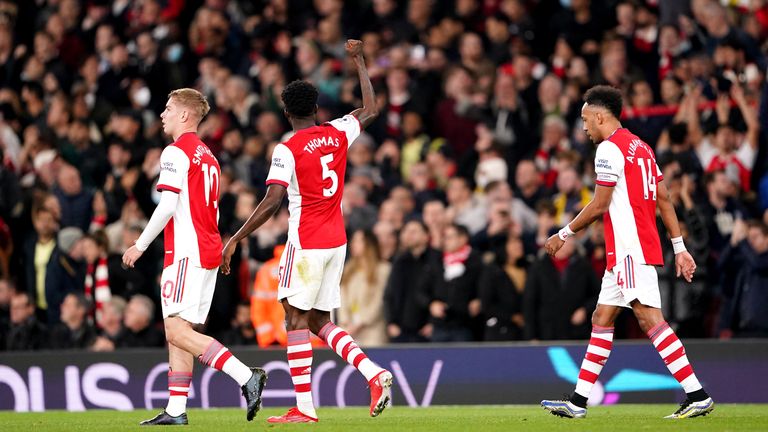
345,39,363,57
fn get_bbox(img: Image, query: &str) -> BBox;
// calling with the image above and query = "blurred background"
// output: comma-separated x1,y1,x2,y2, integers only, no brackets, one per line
0,0,767,359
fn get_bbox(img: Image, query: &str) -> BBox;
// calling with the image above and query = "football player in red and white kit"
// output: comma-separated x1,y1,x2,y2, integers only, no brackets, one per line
221,40,391,423
540,86,714,419
122,89,266,425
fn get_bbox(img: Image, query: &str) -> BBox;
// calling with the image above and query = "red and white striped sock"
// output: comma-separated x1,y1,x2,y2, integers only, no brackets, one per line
318,323,383,382
287,329,316,418
574,325,614,401
647,321,702,393
198,340,252,386
166,371,192,416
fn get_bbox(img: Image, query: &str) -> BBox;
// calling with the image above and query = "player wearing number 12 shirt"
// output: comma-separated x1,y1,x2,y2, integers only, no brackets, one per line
122,89,266,426
221,40,392,424
540,86,714,419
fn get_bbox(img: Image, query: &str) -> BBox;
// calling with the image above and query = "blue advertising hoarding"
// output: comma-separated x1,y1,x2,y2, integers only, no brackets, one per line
0,340,766,411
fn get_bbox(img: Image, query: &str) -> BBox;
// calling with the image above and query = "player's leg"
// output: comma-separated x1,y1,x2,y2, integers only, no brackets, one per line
268,245,319,423
166,344,194,416
311,309,389,384
309,245,392,417
270,300,318,423
162,264,266,421
310,310,393,417
139,343,194,425
165,317,257,386
632,301,714,418
141,260,194,425
571,304,622,405
543,267,624,418
626,259,712,418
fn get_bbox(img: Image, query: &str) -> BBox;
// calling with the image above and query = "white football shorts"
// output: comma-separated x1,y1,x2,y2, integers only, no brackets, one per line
160,257,218,324
598,254,662,309
277,242,346,311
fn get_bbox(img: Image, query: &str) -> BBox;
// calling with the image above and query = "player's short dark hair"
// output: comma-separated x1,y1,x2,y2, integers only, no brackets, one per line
584,85,624,119
281,80,319,117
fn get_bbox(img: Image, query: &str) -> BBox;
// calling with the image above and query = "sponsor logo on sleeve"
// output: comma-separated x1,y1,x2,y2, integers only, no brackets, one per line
161,162,176,173
595,158,613,171
272,158,285,169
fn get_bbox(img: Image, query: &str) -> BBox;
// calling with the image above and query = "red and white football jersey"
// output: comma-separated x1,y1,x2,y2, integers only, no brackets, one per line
156,132,223,269
266,115,361,249
594,128,663,270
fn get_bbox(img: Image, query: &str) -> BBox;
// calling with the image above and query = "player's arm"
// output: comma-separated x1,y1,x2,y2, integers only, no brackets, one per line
346,39,379,129
220,184,286,274
567,185,613,233
543,185,613,256
657,180,681,238
657,180,697,282
123,146,188,268
545,140,622,257
122,191,179,268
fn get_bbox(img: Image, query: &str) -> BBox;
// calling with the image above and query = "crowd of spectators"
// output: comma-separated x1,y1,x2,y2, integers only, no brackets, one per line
1,0,768,352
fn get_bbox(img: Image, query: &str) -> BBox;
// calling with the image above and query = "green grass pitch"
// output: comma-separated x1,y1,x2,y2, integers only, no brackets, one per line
2,405,767,431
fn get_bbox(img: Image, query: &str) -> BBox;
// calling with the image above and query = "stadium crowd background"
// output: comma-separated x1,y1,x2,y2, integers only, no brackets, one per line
1,0,767,352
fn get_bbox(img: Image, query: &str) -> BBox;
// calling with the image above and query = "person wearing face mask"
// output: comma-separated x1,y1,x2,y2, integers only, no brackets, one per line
135,31,173,114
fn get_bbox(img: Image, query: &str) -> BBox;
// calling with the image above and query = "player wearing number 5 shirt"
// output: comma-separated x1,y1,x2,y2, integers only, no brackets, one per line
122,89,265,426
540,86,713,419
221,40,392,424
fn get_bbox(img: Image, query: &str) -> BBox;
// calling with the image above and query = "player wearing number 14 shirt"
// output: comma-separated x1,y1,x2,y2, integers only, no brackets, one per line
221,40,392,424
540,86,714,419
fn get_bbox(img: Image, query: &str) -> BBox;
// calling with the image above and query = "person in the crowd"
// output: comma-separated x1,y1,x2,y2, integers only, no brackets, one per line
479,235,528,341
218,301,257,347
372,220,399,262
23,206,59,323
718,220,768,338
445,177,487,235
250,245,288,347
514,160,548,210
425,224,483,342
90,296,127,352
80,231,112,327
48,292,97,349
53,163,94,232
384,220,439,343
0,279,14,349
114,294,165,348
523,238,600,340
702,170,748,258
552,167,592,227
338,230,390,346
44,226,86,325
7,291,48,351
